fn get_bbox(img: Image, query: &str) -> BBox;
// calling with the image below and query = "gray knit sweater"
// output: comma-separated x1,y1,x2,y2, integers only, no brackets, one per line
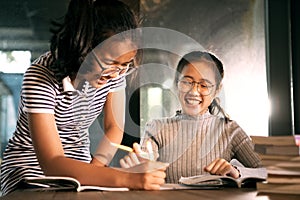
140,111,262,183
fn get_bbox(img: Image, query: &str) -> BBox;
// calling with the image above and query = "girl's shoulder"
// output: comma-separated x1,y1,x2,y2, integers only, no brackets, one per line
32,51,53,66
225,119,242,129
223,119,248,138
25,52,56,78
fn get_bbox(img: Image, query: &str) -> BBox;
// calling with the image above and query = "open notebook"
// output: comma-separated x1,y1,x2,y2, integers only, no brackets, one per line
23,176,129,192
179,167,267,188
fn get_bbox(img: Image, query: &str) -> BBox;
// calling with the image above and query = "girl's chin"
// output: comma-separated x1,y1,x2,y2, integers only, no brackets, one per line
183,108,201,116
182,104,206,116
97,80,107,85
91,82,105,89
184,103,200,110
89,80,107,88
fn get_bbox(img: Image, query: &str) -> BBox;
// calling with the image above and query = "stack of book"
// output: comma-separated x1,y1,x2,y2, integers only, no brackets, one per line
250,135,300,194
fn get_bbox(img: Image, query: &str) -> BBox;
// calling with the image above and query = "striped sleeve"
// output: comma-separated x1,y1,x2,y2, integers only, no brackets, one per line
108,76,126,92
227,120,262,167
21,64,56,114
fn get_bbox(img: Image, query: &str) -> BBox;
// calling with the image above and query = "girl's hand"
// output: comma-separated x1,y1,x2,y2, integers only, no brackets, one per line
204,158,240,179
120,143,151,168
138,170,166,190
123,160,169,190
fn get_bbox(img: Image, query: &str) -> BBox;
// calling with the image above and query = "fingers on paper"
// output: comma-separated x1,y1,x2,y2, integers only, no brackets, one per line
142,170,166,190
204,158,231,176
120,152,140,168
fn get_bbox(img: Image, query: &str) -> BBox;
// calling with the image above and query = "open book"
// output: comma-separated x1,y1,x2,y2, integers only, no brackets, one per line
179,167,267,188
23,176,129,192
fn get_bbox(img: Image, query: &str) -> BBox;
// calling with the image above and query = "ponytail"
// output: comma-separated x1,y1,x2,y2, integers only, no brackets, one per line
208,97,231,123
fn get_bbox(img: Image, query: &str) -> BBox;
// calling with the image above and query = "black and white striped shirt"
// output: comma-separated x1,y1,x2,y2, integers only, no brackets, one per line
0,52,126,195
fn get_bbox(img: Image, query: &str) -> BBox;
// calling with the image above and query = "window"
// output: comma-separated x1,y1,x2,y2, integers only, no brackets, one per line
0,51,29,156
137,0,269,138
1,0,298,159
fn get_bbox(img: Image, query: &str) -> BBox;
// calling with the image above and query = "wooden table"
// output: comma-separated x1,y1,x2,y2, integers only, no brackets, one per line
1,188,299,200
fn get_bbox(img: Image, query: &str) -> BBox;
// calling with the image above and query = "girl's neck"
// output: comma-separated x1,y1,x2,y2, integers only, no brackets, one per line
176,110,210,119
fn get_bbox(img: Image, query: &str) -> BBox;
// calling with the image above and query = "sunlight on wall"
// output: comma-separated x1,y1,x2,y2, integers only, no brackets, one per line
147,87,163,119
1,96,16,141
222,62,269,136
224,85,270,136
0,51,31,73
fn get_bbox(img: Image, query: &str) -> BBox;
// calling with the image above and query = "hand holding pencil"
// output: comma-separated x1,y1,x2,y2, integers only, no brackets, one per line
119,141,156,168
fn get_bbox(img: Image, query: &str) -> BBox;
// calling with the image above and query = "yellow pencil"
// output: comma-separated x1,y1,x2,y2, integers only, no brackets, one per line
146,141,154,161
110,142,133,152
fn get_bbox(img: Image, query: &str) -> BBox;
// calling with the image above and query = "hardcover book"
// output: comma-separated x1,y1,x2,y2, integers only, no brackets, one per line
250,135,300,146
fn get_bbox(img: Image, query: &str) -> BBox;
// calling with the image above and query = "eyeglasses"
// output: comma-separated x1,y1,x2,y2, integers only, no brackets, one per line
177,78,215,96
99,61,136,79
91,50,137,79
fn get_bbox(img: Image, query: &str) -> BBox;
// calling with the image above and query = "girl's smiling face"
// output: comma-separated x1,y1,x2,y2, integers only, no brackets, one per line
77,38,137,89
177,60,220,116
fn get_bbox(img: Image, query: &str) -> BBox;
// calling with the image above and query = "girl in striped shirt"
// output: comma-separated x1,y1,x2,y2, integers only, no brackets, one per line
0,0,167,196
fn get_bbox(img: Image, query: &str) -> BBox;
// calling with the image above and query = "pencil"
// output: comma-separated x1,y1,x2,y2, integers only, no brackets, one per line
146,141,154,161
111,142,133,152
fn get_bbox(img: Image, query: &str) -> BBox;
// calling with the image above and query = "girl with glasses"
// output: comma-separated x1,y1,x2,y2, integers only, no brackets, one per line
120,51,262,183
0,0,167,196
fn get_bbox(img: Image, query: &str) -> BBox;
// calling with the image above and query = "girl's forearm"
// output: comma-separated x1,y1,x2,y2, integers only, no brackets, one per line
43,155,131,187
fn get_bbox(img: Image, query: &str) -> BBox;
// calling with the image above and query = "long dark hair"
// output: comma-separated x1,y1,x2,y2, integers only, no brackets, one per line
49,0,139,82
175,51,231,123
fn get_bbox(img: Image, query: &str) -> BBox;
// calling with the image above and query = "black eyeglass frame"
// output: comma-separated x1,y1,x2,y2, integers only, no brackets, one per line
177,78,215,96
91,50,137,79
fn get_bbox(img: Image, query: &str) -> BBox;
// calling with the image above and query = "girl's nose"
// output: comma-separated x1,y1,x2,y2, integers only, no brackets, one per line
190,83,200,94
